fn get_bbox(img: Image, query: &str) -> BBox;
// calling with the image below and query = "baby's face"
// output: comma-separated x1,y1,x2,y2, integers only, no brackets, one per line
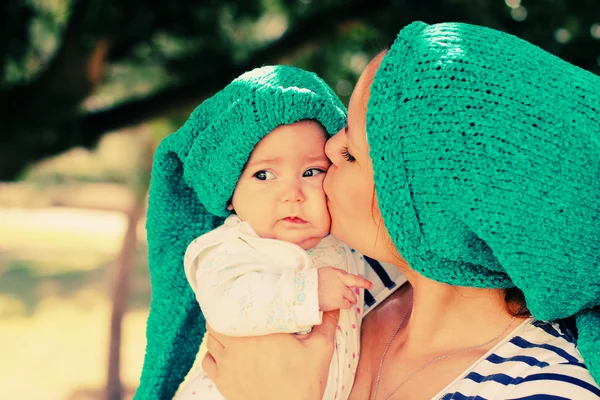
230,120,331,249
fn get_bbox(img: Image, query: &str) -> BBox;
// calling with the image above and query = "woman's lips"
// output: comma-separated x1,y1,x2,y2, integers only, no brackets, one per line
282,217,306,224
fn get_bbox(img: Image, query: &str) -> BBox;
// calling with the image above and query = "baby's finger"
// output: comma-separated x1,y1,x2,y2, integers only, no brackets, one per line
342,287,357,306
206,332,225,361
340,273,373,289
202,352,218,381
207,323,230,347
307,309,340,344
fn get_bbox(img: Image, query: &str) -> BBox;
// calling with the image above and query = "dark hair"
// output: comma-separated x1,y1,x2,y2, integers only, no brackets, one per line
504,287,530,317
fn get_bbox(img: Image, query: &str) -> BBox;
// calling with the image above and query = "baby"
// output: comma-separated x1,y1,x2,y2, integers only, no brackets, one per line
172,66,372,400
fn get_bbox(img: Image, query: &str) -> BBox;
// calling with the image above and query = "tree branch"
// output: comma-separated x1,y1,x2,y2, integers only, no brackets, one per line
1,0,393,180
77,0,392,136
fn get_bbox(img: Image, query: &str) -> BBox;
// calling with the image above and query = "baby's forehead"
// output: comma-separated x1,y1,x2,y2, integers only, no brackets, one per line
246,121,329,166
246,147,329,168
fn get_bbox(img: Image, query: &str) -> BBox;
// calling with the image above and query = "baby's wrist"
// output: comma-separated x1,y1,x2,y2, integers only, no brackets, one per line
293,268,321,327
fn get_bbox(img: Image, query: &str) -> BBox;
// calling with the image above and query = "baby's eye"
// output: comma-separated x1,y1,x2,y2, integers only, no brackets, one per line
303,168,326,177
254,170,276,181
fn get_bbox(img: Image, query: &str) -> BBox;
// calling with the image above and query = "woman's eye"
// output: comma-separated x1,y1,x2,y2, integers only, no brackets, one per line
341,146,356,162
254,170,275,181
303,168,326,177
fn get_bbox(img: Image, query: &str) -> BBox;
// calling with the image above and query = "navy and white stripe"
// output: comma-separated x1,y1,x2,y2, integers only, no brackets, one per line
435,319,600,399
355,253,405,315
358,258,600,399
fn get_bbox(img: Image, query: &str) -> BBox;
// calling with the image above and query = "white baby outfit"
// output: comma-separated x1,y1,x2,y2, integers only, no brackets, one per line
175,215,365,400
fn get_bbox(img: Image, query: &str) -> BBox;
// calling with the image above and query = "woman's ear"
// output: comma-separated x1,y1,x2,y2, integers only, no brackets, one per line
226,196,234,211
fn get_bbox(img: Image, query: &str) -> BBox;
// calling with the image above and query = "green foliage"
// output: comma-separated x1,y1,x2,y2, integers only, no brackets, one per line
0,0,598,180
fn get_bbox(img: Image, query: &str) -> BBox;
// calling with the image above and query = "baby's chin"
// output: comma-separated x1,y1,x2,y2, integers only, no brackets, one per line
274,230,329,250
295,236,325,250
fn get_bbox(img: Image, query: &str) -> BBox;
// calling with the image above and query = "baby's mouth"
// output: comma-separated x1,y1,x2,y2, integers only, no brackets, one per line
282,216,307,224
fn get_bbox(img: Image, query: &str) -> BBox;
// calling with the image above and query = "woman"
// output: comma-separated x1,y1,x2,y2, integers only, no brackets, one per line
202,21,600,399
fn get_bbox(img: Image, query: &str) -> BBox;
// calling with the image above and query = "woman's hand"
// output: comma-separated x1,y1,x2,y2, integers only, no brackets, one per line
202,310,340,400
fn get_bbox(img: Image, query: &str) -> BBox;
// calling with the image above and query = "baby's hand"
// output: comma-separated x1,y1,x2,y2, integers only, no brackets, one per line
317,267,373,311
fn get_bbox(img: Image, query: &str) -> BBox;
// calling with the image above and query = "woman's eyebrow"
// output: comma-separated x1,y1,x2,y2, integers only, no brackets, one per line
344,126,352,141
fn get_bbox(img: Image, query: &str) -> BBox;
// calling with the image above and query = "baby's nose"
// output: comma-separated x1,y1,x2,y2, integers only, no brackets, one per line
280,181,305,203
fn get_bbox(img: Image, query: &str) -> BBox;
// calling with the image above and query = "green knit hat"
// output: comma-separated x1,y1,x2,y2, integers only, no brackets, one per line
136,65,346,399
368,21,600,384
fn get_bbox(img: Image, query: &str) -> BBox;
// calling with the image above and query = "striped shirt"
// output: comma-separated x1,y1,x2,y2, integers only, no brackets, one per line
361,255,405,316
361,257,600,400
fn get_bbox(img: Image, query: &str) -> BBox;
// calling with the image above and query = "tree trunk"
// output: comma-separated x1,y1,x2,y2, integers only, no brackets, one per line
105,198,146,400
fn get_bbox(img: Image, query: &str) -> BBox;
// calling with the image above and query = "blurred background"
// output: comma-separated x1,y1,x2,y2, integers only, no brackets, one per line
0,0,598,399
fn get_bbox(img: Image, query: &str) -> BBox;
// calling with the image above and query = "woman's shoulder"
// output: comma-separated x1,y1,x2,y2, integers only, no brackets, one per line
506,319,585,369
495,319,600,398
439,319,600,399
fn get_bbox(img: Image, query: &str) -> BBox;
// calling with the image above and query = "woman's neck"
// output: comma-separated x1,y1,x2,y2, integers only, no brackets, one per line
399,269,520,356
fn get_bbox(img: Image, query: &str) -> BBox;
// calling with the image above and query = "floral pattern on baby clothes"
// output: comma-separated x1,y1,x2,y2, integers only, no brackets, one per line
237,293,253,317
307,235,347,269
182,216,367,400
264,293,295,332
294,271,308,306
174,370,225,400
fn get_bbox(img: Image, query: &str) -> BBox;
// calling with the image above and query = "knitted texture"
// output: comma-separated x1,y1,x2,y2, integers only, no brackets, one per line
368,21,600,384
136,65,346,399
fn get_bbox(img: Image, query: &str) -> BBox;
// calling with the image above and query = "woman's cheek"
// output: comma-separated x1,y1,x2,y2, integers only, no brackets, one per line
326,164,366,213
323,166,336,198
329,170,355,223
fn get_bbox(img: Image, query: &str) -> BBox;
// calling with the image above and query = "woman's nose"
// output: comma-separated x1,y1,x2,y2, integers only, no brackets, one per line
280,181,305,203
325,128,343,163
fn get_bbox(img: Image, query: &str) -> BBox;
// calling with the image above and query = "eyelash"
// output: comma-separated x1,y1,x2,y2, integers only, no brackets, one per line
303,168,327,177
341,146,356,162
253,168,326,181
253,170,274,181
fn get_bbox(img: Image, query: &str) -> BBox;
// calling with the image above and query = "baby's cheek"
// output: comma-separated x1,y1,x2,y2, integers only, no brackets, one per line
315,204,332,234
303,185,330,231
246,212,277,239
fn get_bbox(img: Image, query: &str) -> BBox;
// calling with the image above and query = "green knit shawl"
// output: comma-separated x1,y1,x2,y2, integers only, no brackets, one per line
369,21,600,384
135,65,346,399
